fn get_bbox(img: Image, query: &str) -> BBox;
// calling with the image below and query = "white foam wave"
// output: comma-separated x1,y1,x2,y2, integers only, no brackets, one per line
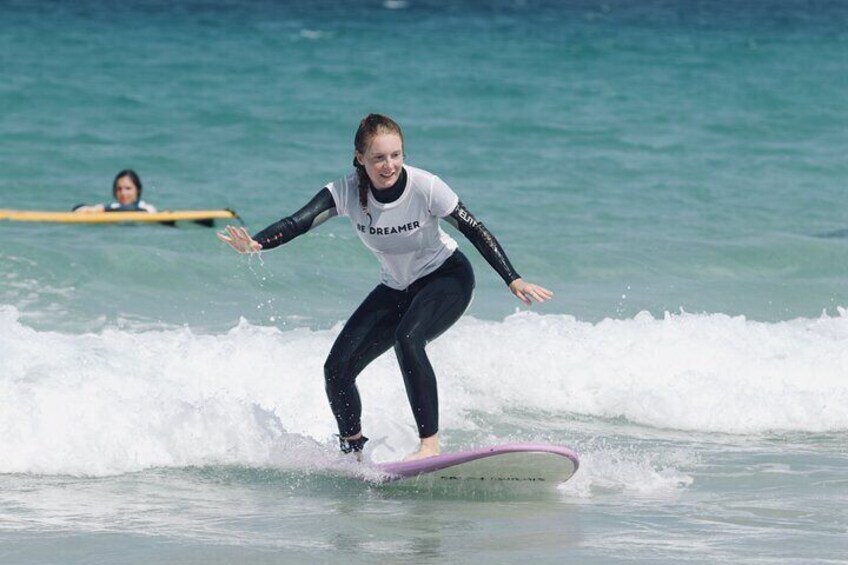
439,308,848,435
2,305,847,475
558,447,695,500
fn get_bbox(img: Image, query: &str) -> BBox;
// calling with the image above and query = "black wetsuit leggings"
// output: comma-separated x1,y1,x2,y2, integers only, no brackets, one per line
324,251,475,439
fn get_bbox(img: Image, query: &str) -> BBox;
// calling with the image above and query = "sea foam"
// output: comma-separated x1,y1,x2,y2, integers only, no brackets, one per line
2,305,847,476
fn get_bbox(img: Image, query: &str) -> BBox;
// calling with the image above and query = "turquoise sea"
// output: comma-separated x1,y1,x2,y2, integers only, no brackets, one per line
2,0,847,563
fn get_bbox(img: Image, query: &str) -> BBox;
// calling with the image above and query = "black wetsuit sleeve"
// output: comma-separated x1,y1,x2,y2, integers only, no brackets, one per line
444,200,521,286
253,188,338,250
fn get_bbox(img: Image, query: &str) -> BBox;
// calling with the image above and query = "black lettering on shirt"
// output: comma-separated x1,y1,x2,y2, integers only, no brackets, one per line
365,220,422,236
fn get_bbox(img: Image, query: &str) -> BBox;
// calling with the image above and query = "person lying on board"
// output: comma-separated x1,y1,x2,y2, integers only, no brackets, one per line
217,113,552,461
73,169,157,213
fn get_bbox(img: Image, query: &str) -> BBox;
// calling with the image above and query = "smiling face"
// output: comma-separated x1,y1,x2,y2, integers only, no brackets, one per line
113,174,140,205
356,132,404,190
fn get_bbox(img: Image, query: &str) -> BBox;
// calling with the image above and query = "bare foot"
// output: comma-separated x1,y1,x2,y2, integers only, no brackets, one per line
404,433,440,461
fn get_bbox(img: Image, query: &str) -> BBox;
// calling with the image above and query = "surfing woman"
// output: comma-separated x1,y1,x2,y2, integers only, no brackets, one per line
218,114,552,460
73,169,157,213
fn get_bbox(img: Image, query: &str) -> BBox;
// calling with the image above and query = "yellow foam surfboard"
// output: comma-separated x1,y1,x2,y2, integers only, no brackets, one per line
0,209,239,224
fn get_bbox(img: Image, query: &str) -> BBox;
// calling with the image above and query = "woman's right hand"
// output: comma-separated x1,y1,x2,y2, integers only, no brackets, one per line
216,225,262,254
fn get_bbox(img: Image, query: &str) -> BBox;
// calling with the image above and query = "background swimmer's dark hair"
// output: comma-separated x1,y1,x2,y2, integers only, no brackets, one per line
352,114,404,210
112,169,143,199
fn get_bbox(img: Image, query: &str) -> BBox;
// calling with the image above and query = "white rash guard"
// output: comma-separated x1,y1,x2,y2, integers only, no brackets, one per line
326,165,459,290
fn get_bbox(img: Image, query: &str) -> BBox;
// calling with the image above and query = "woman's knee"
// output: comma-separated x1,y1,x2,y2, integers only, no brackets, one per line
394,327,426,361
323,354,350,388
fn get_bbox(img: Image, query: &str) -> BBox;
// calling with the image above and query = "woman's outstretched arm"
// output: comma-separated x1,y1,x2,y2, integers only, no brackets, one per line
445,200,553,305
217,188,337,253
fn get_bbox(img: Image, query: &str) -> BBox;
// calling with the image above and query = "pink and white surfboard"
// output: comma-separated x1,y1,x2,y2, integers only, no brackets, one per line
374,443,579,486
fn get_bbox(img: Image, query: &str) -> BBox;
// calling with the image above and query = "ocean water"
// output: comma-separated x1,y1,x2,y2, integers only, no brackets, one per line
2,0,847,563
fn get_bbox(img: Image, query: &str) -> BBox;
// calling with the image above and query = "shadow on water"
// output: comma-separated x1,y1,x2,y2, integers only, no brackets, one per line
814,228,848,239
175,465,584,561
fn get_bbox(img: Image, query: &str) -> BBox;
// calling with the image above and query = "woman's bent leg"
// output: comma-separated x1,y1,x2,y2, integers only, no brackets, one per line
324,285,403,438
394,253,475,440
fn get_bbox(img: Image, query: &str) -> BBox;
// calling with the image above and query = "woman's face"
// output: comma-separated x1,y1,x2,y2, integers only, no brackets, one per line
114,175,139,205
357,132,404,190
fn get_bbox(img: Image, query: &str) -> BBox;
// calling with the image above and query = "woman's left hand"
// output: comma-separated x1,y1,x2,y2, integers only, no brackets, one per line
508,278,553,305
216,225,262,254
